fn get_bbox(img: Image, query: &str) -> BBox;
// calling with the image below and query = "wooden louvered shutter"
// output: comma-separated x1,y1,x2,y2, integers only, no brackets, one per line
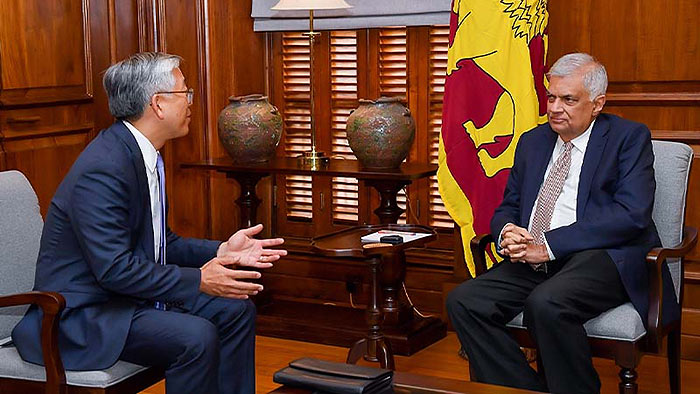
427,26,453,229
281,32,313,221
330,31,359,224
378,28,409,224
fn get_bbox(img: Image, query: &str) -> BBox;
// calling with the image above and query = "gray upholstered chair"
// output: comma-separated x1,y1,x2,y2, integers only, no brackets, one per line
467,140,697,394
0,170,163,394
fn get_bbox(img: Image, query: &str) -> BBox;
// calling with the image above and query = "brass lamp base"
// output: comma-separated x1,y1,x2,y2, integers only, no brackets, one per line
299,151,330,169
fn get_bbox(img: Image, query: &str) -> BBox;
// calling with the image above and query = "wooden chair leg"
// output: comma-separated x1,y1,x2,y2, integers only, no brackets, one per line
458,347,468,361
668,328,681,394
458,347,476,381
619,368,638,394
535,352,545,379
468,362,476,382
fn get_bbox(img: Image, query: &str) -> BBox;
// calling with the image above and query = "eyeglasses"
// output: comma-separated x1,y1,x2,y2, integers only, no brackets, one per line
155,88,194,105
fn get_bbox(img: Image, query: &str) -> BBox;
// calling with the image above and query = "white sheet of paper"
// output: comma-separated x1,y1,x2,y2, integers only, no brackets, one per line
360,229,432,243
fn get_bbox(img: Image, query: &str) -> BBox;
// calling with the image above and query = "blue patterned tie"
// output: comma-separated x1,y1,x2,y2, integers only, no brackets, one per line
155,153,167,310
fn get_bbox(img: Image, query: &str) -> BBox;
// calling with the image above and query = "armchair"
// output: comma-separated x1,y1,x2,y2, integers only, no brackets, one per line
465,140,697,394
0,170,163,394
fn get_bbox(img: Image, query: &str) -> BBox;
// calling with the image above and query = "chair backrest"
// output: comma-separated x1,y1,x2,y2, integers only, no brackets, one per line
0,170,43,339
651,140,693,299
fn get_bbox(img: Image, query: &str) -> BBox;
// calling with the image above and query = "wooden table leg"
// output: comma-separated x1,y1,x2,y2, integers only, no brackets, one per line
227,172,268,229
365,179,411,224
346,338,366,364
375,338,394,370
347,256,395,370
380,250,412,326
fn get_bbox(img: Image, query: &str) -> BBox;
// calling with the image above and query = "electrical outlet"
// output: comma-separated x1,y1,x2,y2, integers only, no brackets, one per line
345,276,362,294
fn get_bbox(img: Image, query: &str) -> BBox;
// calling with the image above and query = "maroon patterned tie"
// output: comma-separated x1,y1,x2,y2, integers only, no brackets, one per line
529,142,573,270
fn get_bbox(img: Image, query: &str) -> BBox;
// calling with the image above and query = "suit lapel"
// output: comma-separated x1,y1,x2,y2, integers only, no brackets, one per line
111,121,156,262
576,116,610,218
521,127,558,227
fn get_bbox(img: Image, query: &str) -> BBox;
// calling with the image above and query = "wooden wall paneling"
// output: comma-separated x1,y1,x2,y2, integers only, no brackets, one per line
0,0,149,217
681,303,700,361
687,265,700,359
588,0,638,82
110,0,141,62
355,30,370,108
607,103,700,132
203,0,236,241
0,0,100,216
88,0,142,137
135,0,159,52
406,27,430,227
636,0,700,81
157,0,211,239
0,0,93,107
364,29,381,110
88,0,114,137
0,105,93,216
205,0,267,240
546,0,591,62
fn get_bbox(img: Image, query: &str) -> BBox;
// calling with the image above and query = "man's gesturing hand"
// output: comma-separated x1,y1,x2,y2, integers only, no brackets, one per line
217,224,287,268
199,257,263,299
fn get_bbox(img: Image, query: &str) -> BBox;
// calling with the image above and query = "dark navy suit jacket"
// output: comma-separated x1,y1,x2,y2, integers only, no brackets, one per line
491,113,680,324
12,121,220,370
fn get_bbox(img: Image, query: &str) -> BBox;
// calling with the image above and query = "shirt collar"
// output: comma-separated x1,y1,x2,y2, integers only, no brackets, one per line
555,118,595,154
123,120,158,173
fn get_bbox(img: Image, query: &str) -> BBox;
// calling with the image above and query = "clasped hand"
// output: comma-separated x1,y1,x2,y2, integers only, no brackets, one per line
200,224,287,299
499,224,549,264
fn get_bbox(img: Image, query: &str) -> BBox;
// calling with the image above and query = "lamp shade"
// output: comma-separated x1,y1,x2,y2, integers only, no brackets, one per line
271,0,352,11
253,0,450,32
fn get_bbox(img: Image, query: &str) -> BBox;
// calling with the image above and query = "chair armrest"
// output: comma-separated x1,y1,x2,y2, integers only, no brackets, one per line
645,226,698,351
0,291,65,314
0,291,67,394
470,234,495,278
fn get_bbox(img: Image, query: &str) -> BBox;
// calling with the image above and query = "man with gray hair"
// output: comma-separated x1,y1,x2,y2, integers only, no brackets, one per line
12,52,286,394
447,53,677,393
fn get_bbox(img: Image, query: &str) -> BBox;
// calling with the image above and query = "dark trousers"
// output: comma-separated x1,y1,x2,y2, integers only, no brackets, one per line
446,249,628,394
119,294,256,394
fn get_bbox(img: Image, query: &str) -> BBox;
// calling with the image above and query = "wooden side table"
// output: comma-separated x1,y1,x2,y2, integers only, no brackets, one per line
181,157,437,227
311,224,440,370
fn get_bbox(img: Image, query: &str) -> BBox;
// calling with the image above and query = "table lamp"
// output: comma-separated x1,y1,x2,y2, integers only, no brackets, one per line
271,0,352,168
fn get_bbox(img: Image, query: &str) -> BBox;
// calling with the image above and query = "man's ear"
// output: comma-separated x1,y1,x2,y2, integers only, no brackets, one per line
149,95,166,120
592,94,606,117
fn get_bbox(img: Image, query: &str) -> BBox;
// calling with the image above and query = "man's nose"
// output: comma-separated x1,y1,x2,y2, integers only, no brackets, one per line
549,98,563,113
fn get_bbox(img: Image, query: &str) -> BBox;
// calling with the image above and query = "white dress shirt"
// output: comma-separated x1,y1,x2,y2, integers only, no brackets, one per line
123,120,162,262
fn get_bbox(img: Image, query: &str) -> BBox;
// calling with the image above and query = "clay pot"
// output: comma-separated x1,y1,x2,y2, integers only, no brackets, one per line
346,97,415,169
217,94,282,163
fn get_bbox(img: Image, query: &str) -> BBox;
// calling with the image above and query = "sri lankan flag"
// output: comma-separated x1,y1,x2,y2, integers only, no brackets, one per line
438,0,549,276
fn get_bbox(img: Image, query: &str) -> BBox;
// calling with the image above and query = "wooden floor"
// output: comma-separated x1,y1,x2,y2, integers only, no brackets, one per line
140,333,700,393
